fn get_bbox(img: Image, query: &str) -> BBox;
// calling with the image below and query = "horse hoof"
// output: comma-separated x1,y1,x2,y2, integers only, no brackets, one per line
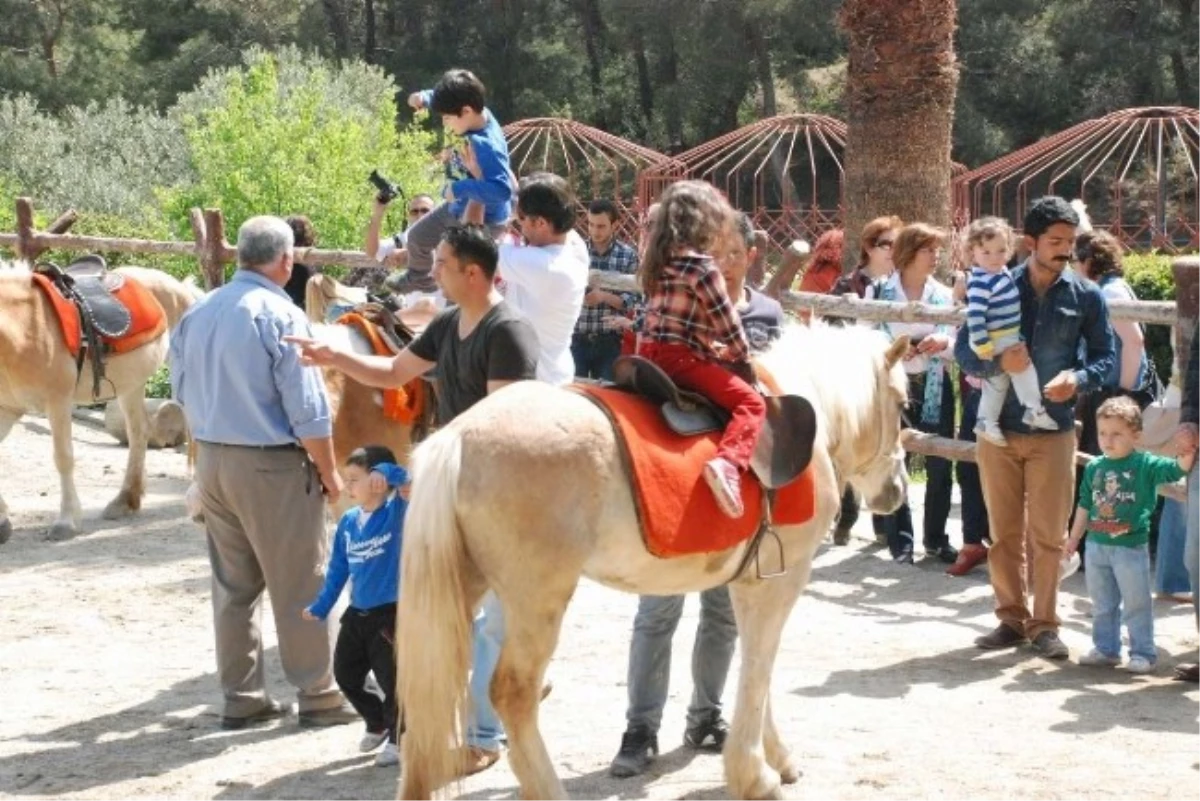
0,518,11,545
102,496,136,520
46,521,79,541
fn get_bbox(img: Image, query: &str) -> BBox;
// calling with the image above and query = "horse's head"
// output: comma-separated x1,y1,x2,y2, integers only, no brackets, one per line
757,322,909,514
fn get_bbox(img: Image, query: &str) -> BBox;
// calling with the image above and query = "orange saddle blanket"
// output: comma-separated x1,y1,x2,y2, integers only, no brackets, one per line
31,271,167,357
335,311,426,424
576,385,816,558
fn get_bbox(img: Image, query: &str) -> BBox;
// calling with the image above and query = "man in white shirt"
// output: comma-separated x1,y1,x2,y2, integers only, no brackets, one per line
497,172,589,386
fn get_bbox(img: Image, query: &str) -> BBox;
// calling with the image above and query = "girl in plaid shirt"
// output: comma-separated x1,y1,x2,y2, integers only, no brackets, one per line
638,181,766,518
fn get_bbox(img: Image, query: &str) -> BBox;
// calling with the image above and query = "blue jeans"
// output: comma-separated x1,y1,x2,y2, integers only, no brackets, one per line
1154,498,1192,595
1085,542,1155,662
625,588,737,733
1187,465,1199,619
467,592,505,750
571,332,623,381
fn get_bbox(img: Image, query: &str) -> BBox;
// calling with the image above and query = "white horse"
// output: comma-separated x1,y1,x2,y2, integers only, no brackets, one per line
0,261,201,542
396,322,911,799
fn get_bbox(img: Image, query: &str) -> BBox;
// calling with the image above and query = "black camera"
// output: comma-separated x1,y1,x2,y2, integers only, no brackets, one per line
368,169,402,205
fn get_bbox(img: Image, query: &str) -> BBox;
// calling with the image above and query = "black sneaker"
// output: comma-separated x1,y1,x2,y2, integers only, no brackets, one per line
683,713,729,751
975,623,1027,650
609,726,658,778
1030,630,1069,660
892,545,914,564
925,543,959,564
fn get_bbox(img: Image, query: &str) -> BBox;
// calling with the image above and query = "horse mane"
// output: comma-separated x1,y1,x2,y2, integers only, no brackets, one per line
0,258,31,274
756,320,893,452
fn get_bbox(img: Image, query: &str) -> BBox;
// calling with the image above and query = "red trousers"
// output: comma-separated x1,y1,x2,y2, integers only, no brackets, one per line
638,341,766,471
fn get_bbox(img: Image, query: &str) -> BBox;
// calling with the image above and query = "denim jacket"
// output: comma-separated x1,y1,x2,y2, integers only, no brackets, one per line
954,262,1115,434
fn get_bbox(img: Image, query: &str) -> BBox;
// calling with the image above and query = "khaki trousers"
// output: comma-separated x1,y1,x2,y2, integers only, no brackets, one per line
976,431,1076,639
195,442,342,717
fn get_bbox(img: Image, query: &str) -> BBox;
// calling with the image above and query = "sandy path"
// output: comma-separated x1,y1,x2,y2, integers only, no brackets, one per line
1,418,1196,799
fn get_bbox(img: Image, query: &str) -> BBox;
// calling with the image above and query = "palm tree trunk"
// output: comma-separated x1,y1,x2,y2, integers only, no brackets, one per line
839,0,959,272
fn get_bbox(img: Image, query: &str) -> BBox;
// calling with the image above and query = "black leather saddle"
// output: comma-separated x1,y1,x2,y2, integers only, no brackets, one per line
35,255,133,398
610,355,817,489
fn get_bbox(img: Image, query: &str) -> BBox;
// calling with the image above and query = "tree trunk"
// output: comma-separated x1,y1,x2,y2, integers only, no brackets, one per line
747,20,776,118
658,30,684,152
632,30,654,137
364,0,377,63
577,0,607,127
323,0,351,60
839,0,959,273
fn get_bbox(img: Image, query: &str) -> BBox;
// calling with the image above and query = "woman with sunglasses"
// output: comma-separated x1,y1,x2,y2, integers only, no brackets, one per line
828,216,903,546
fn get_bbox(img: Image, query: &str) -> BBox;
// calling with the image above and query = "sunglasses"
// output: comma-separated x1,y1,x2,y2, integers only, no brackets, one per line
408,206,433,216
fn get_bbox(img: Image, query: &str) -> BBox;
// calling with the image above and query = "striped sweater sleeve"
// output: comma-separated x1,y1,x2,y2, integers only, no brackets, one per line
965,273,996,358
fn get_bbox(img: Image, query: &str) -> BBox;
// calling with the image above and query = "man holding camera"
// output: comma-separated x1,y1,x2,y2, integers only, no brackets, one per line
360,189,435,291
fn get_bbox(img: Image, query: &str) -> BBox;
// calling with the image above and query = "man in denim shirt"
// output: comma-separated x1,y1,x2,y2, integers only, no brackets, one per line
954,196,1115,660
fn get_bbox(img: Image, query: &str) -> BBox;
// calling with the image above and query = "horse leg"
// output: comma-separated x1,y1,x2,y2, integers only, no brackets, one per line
45,398,83,540
490,580,578,801
724,570,808,800
103,388,148,519
763,695,800,785
0,407,20,544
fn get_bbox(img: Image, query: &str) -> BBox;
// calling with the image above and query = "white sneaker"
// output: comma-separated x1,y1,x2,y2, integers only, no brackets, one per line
1025,408,1059,431
359,729,388,753
375,741,400,767
1125,655,1156,675
1078,648,1120,667
975,422,1008,448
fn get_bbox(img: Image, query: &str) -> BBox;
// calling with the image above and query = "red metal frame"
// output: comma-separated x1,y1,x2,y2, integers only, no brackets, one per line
503,118,679,245
953,107,1199,253
636,114,851,255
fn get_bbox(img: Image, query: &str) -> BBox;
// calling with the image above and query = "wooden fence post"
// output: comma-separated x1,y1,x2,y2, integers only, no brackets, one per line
201,208,229,289
14,198,80,263
1172,255,1199,380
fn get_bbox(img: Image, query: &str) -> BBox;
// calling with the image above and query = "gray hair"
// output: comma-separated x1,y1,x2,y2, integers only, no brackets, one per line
237,216,294,271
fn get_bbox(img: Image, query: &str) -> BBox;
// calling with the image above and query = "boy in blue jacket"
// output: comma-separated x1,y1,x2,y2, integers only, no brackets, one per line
375,68,516,294
304,445,408,767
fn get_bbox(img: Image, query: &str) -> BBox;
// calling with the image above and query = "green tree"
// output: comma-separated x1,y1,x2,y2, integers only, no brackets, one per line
165,47,439,250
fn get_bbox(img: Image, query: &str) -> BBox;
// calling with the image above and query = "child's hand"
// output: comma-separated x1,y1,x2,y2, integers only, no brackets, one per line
368,470,389,495
301,608,318,622
1043,370,1078,403
1063,537,1080,557
400,482,412,501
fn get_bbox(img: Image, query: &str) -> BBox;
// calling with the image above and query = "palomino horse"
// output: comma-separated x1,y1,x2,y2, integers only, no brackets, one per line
397,322,911,800
0,262,202,543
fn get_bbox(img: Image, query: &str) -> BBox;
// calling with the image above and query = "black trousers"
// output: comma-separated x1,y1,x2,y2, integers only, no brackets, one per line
955,376,991,546
876,371,955,557
334,603,401,742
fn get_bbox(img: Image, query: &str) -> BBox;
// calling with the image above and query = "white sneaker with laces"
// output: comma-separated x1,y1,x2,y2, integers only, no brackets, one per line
975,422,1009,448
1025,408,1059,431
375,741,400,767
359,729,388,753
1078,648,1120,667
1125,655,1155,674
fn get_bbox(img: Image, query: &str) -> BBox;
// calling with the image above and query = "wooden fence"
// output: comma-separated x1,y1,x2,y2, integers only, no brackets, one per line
1,197,1191,501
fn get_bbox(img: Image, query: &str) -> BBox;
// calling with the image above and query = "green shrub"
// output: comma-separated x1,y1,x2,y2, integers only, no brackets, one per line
1124,251,1179,385
145,365,172,399
163,47,440,255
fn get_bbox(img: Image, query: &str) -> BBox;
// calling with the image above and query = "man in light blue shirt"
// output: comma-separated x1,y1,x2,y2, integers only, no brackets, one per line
171,215,355,730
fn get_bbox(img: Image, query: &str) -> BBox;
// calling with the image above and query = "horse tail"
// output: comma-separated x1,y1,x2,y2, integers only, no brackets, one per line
397,426,475,799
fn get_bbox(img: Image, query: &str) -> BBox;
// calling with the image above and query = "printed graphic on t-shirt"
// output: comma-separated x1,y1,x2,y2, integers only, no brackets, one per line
1086,467,1137,536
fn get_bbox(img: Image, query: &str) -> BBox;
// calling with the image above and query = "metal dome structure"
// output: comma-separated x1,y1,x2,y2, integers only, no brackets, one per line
503,117,676,244
954,106,1199,252
637,114,849,254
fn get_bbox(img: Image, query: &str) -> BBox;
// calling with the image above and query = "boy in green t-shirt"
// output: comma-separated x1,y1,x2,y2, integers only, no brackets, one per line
1065,396,1197,674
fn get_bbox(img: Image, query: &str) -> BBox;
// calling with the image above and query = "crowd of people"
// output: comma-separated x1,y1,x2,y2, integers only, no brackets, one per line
167,66,1200,780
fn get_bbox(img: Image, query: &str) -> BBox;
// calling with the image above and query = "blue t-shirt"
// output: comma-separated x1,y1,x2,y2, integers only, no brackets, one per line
420,90,515,225
307,463,409,618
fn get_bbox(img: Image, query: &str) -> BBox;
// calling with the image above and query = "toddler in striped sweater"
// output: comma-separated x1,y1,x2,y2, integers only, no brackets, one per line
964,217,1058,446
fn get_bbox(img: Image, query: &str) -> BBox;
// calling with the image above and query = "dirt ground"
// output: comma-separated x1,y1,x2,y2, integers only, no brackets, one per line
1,417,1197,800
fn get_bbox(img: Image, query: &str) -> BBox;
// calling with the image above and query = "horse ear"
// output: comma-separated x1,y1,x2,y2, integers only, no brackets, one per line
885,335,910,368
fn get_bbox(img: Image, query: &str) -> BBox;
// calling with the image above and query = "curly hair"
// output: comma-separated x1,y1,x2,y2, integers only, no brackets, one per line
1074,229,1124,280
641,181,733,294
285,215,316,248
1096,394,1142,432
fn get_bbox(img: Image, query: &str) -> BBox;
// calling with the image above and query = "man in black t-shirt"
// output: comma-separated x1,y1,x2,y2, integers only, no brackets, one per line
287,224,538,417
284,223,537,776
